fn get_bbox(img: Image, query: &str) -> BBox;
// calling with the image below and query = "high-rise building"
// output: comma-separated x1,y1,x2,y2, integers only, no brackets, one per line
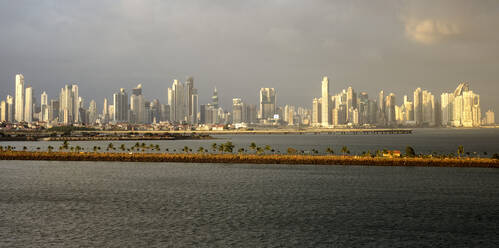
0,100,6,122
312,97,321,126
413,88,422,125
245,104,257,124
49,99,59,122
88,100,97,124
130,84,145,123
113,88,129,122
403,95,414,123
321,77,330,127
168,80,186,122
186,77,195,122
59,85,74,124
15,74,25,122
102,98,109,123
24,86,33,123
377,90,386,125
211,87,219,109
259,88,276,120
191,89,198,125
72,85,80,123
346,86,357,122
232,98,244,124
440,93,454,126
385,93,396,125
358,92,368,125
484,110,495,125
41,91,48,122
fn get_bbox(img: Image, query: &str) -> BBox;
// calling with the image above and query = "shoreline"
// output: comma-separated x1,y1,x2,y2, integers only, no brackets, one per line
0,151,497,168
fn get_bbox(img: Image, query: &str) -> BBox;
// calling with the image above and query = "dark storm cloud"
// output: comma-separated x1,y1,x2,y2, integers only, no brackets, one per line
0,0,498,111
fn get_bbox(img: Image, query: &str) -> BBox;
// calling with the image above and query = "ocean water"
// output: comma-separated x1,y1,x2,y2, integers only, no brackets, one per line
0,160,498,247
1,128,499,156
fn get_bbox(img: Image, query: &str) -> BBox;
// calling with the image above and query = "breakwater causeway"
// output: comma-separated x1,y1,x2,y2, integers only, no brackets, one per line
1,151,497,168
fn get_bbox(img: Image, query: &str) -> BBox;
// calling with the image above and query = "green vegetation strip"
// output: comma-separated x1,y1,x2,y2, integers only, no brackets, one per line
0,151,497,168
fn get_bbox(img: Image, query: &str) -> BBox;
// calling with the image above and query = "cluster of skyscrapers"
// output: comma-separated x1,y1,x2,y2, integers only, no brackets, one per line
0,73,495,128
312,77,492,128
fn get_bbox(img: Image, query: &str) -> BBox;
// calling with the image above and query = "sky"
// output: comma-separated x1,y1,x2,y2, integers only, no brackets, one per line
0,0,498,111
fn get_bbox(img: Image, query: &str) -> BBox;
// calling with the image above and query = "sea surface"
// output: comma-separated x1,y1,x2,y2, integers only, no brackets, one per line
0,161,498,247
1,128,499,156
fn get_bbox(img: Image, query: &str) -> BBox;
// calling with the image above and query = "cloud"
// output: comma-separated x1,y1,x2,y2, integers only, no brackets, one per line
405,19,460,44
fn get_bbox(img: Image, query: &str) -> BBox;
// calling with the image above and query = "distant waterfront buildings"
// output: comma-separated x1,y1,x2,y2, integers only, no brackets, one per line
113,88,128,123
483,110,495,125
321,77,330,127
259,88,276,120
0,72,493,130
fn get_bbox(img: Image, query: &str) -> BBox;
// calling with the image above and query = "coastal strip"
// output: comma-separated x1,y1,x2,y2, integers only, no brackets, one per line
0,151,497,168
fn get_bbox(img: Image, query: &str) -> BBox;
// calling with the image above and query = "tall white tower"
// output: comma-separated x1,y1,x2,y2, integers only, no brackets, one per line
15,74,25,122
321,77,330,127
24,86,33,123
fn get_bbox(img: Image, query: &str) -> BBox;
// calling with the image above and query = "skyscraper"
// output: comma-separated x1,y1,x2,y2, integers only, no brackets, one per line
385,93,396,125
59,85,73,124
88,100,97,124
49,99,59,122
440,93,454,126
312,97,321,126
186,77,195,122
15,74,25,122
102,98,109,123
346,86,357,123
259,88,276,120
113,88,129,122
168,80,186,122
130,84,145,123
41,91,48,122
212,87,219,108
72,85,80,123
413,88,422,125
24,86,33,123
0,100,6,122
191,88,198,125
358,92,368,125
232,98,244,124
321,77,330,127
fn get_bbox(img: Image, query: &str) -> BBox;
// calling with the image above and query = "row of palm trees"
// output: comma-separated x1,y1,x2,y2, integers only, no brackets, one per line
1,141,497,159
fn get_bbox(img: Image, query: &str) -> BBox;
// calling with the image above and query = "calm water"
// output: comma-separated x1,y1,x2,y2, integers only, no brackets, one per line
0,161,498,247
1,128,499,156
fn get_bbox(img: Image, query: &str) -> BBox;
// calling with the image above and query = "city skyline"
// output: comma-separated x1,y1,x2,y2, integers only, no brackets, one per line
0,72,494,128
0,1,498,111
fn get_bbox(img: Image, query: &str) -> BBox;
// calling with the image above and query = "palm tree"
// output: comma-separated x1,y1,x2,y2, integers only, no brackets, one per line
264,145,271,154
197,147,205,153
108,143,114,150
326,147,334,155
120,144,126,151
224,142,235,153
211,143,218,152
23,146,28,151
62,140,69,150
457,145,464,158
48,146,54,152
218,144,225,154
183,146,190,153
341,146,350,156
256,147,264,155
238,148,245,154
249,142,257,153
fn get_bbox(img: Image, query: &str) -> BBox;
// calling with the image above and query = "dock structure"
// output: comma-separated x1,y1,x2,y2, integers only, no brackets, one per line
74,128,413,136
